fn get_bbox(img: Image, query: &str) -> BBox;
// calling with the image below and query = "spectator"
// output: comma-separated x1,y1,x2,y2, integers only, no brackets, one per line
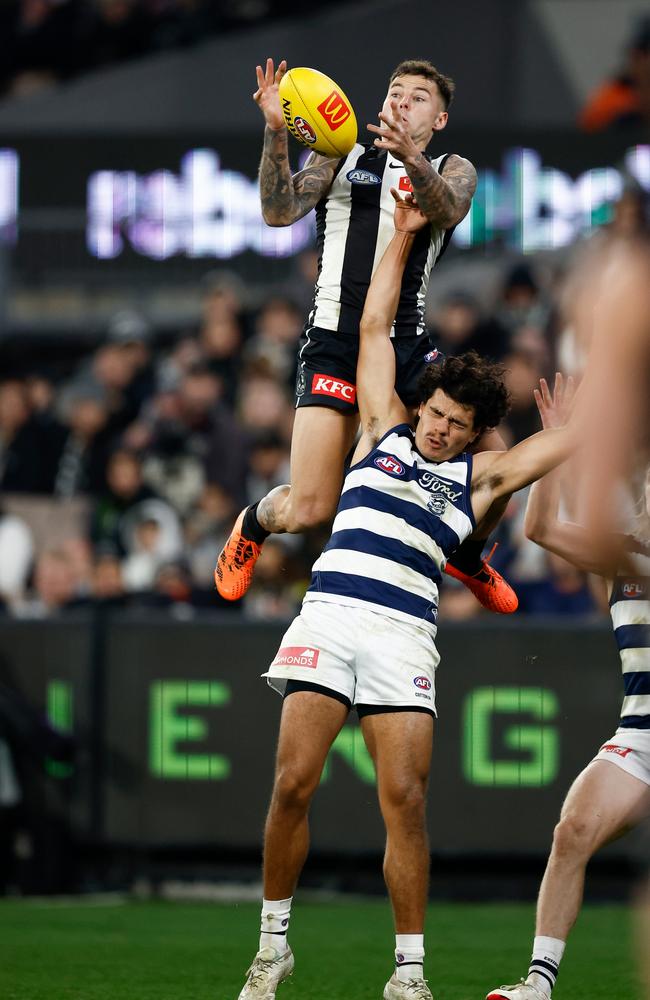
238,373,293,439
516,552,597,616
501,349,544,445
246,430,291,506
120,501,183,592
91,449,157,551
579,15,650,131
199,273,247,405
428,291,510,361
53,386,113,498
90,549,127,606
0,380,63,493
0,507,34,611
185,483,237,586
84,0,153,69
244,297,302,387
17,549,80,618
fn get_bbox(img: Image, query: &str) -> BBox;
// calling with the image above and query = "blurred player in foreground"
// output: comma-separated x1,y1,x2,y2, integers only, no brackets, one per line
486,377,650,1000
215,56,519,614
235,194,583,1000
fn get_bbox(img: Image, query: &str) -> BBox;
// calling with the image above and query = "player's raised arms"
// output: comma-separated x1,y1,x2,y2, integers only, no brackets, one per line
254,58,340,226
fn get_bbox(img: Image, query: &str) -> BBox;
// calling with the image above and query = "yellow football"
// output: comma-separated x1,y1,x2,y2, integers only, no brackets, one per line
278,67,357,158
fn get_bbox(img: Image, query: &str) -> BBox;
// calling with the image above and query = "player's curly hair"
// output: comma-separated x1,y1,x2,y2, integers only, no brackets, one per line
390,60,455,109
417,351,511,432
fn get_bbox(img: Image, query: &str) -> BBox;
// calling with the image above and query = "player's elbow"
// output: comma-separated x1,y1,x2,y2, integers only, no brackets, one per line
360,314,388,339
261,206,288,227
524,519,546,545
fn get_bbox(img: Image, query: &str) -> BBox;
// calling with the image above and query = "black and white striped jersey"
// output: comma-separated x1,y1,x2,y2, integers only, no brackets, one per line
309,142,454,338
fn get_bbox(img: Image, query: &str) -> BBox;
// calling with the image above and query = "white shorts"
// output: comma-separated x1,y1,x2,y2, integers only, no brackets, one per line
262,600,439,714
593,728,650,785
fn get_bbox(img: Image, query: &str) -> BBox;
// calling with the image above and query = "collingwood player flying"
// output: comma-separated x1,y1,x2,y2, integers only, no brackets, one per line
215,57,518,614
233,193,582,1000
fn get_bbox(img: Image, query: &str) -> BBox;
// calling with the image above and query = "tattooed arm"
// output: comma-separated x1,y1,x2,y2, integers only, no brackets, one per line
253,59,339,226
404,153,476,228
366,98,476,227
260,127,340,226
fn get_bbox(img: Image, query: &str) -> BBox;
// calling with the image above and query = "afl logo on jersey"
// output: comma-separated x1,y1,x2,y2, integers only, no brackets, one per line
623,581,646,597
347,168,381,185
374,455,405,477
413,676,431,691
424,349,439,364
293,117,317,144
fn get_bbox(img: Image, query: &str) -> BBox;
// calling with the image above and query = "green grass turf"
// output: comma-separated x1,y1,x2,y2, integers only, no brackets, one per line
0,898,642,1000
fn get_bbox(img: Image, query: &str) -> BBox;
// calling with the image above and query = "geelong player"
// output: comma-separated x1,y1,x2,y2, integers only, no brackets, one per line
215,57,517,614
234,194,582,1000
486,378,650,1000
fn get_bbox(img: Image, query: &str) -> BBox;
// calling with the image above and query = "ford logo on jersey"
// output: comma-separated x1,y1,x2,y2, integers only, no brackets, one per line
374,455,405,477
347,168,381,185
417,471,463,500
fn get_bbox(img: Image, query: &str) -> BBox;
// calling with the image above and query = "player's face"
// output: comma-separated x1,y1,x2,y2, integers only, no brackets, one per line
415,388,478,461
383,75,448,146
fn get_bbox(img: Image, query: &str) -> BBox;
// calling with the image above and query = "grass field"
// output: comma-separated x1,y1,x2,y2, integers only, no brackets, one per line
0,898,642,1000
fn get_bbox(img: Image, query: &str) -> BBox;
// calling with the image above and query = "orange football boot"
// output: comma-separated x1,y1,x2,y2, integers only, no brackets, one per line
214,508,263,601
444,543,518,614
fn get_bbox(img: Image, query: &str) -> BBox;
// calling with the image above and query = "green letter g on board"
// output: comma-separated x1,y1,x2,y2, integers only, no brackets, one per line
463,686,559,787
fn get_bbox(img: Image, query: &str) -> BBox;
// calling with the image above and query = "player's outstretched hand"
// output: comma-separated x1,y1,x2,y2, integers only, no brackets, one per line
254,57,287,130
534,372,576,430
391,188,428,233
367,99,419,161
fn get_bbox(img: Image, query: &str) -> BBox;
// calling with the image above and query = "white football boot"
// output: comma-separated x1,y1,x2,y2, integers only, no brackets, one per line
383,972,433,999
486,981,549,1000
237,945,294,1000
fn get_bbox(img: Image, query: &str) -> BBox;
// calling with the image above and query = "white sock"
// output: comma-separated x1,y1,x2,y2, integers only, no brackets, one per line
527,936,565,996
259,897,292,953
395,933,425,983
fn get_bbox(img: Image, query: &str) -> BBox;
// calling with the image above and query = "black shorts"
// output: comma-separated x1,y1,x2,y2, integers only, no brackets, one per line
294,325,444,413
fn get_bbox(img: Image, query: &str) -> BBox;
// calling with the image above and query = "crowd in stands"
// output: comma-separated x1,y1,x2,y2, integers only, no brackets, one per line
4,200,641,623
0,0,335,99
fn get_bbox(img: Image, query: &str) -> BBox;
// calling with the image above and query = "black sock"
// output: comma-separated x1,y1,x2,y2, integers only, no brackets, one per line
242,502,270,545
447,537,486,575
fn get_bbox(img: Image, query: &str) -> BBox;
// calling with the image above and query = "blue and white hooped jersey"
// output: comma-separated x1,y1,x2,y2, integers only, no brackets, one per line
303,424,476,634
609,540,650,730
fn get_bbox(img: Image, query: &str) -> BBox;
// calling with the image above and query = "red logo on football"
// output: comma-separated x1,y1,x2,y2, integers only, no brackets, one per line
599,743,632,757
293,116,317,144
399,175,413,192
312,374,356,402
274,646,320,668
316,90,351,131
375,455,404,476
413,676,431,691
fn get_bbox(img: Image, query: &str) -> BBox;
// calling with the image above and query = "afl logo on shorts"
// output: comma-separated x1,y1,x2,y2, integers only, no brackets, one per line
293,117,317,144
413,676,431,691
346,168,381,185
424,349,439,363
374,454,405,477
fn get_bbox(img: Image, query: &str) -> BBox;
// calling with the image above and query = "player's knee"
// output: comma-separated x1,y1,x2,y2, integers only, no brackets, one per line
551,813,597,861
382,778,427,822
285,494,335,532
272,765,318,814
